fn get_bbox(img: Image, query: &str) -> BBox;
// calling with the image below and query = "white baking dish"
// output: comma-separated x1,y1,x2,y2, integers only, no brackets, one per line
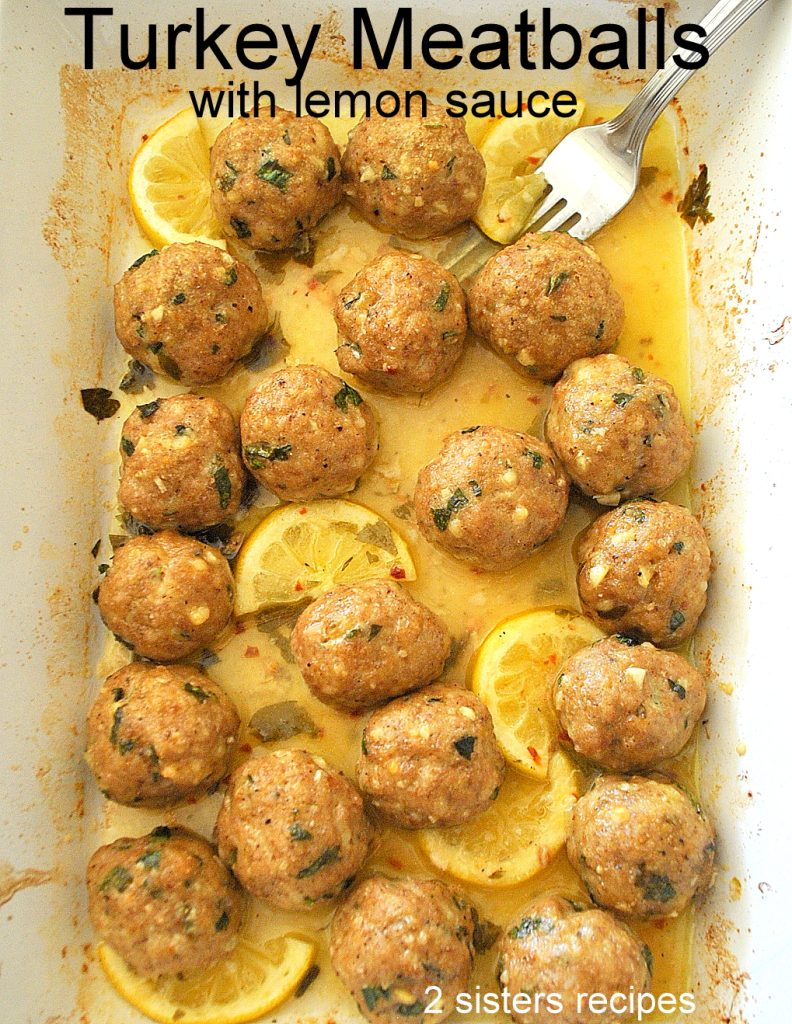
0,0,790,1021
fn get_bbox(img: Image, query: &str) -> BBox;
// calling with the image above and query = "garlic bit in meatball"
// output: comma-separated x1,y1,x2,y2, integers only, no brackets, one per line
214,749,372,909
568,775,716,918
86,826,243,978
554,635,707,771
97,531,234,662
85,663,239,807
341,105,486,239
334,252,467,395
240,364,378,501
356,683,505,829
545,354,694,504
468,232,625,382
210,108,342,252
414,426,569,571
118,394,245,532
291,579,451,711
113,242,267,385
330,874,476,1024
576,500,711,646
497,895,652,1024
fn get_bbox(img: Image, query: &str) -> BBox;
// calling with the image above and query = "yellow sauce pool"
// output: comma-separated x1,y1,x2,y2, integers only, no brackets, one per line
98,106,698,1021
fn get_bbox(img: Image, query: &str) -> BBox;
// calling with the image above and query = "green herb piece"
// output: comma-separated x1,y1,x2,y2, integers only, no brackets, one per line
668,678,687,699
137,850,161,871
297,845,341,879
184,681,214,703
244,442,292,467
461,425,480,434
613,392,636,408
295,963,320,998
678,165,714,228
643,944,654,976
257,156,293,191
111,687,125,702
472,916,501,954
81,388,120,422
249,701,318,743
469,479,482,497
615,633,640,646
223,265,238,287
120,437,135,457
213,464,232,509
433,281,450,312
594,320,606,340
357,521,397,555
454,735,477,760
326,156,337,181
623,504,648,523
551,313,568,322
344,626,363,640
171,292,186,305
119,738,135,754
431,488,469,532
230,217,251,239
381,164,398,180
215,310,229,325
119,358,154,394
363,986,390,1011
215,910,230,931
446,155,457,175
99,866,133,893
129,250,159,271
508,915,554,939
110,707,124,747
137,399,160,418
632,366,646,382
148,341,163,354
158,351,182,380
672,540,685,553
135,323,146,339
290,823,313,842
361,734,368,754
635,867,677,903
669,610,686,633
342,291,362,309
217,161,238,192
546,271,569,295
396,1003,425,1017
524,449,544,469
368,623,383,640
150,825,172,840
334,381,363,412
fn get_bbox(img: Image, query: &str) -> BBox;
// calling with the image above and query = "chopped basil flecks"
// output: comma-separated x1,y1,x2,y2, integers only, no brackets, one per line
508,915,554,939
524,449,544,469
137,399,160,418
396,1003,425,1017
469,479,482,497
120,437,135,457
137,850,161,871
296,845,341,879
81,388,120,422
668,678,687,699
119,358,154,394
290,823,313,842
446,155,457,175
257,156,293,191
158,352,182,380
334,382,363,412
431,488,469,532
669,610,686,633
363,986,390,1011
546,271,569,295
326,156,337,181
171,292,186,305
613,392,636,407
433,281,451,312
213,464,232,509
184,681,214,703
99,866,133,893
594,320,606,340
636,867,677,904
215,910,230,931
461,425,480,434
381,164,397,180
678,164,715,229
218,161,238,192
342,292,362,309
230,217,251,239
672,540,685,553
244,442,292,466
224,266,238,286
632,366,646,382
454,735,477,760
129,250,159,271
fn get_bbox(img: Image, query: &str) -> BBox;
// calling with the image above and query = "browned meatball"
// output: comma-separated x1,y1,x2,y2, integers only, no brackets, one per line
414,426,569,571
334,252,467,394
85,663,239,807
545,354,694,504
577,500,711,646
118,394,245,531
330,875,475,1024
86,826,243,977
553,636,707,770
113,242,266,385
240,365,378,501
356,683,505,828
498,895,652,1024
291,580,451,711
97,532,234,662
215,749,372,909
568,775,716,918
210,108,342,251
468,233,624,381
341,106,486,238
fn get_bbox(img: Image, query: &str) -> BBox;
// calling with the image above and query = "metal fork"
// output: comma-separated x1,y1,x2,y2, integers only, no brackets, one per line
445,0,771,280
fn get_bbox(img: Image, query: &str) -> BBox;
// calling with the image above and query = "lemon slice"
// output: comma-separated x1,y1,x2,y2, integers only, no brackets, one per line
419,751,581,888
474,104,584,244
129,107,226,249
473,609,604,779
234,500,416,615
97,935,315,1024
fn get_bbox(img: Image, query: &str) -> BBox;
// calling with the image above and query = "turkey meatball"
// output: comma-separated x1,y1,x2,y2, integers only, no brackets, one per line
553,636,707,770
356,683,505,828
215,749,372,909
86,826,243,977
97,532,234,662
577,500,711,646
210,108,342,251
85,663,239,807
498,895,652,1024
118,394,245,531
291,580,451,711
240,365,378,501
545,354,694,503
113,242,266,385
341,105,486,238
568,775,716,918
334,252,467,395
414,426,569,571
330,875,475,1024
468,233,624,381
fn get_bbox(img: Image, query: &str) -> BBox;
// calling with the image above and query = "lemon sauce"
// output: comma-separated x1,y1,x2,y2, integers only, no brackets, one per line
99,105,697,1021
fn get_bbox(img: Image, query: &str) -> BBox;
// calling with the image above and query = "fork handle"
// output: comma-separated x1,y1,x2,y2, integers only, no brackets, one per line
610,0,771,155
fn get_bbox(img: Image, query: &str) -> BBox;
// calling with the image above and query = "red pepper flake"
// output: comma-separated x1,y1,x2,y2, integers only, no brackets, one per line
546,653,558,665
238,742,252,754
527,155,540,166
299,507,308,515
244,645,260,658
295,581,304,591
527,746,542,766
307,277,320,291
390,565,406,580
558,729,571,744
661,189,674,203
387,857,404,871
234,621,247,635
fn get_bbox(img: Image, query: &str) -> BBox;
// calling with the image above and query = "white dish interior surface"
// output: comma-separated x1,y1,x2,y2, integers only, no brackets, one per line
0,0,790,1021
